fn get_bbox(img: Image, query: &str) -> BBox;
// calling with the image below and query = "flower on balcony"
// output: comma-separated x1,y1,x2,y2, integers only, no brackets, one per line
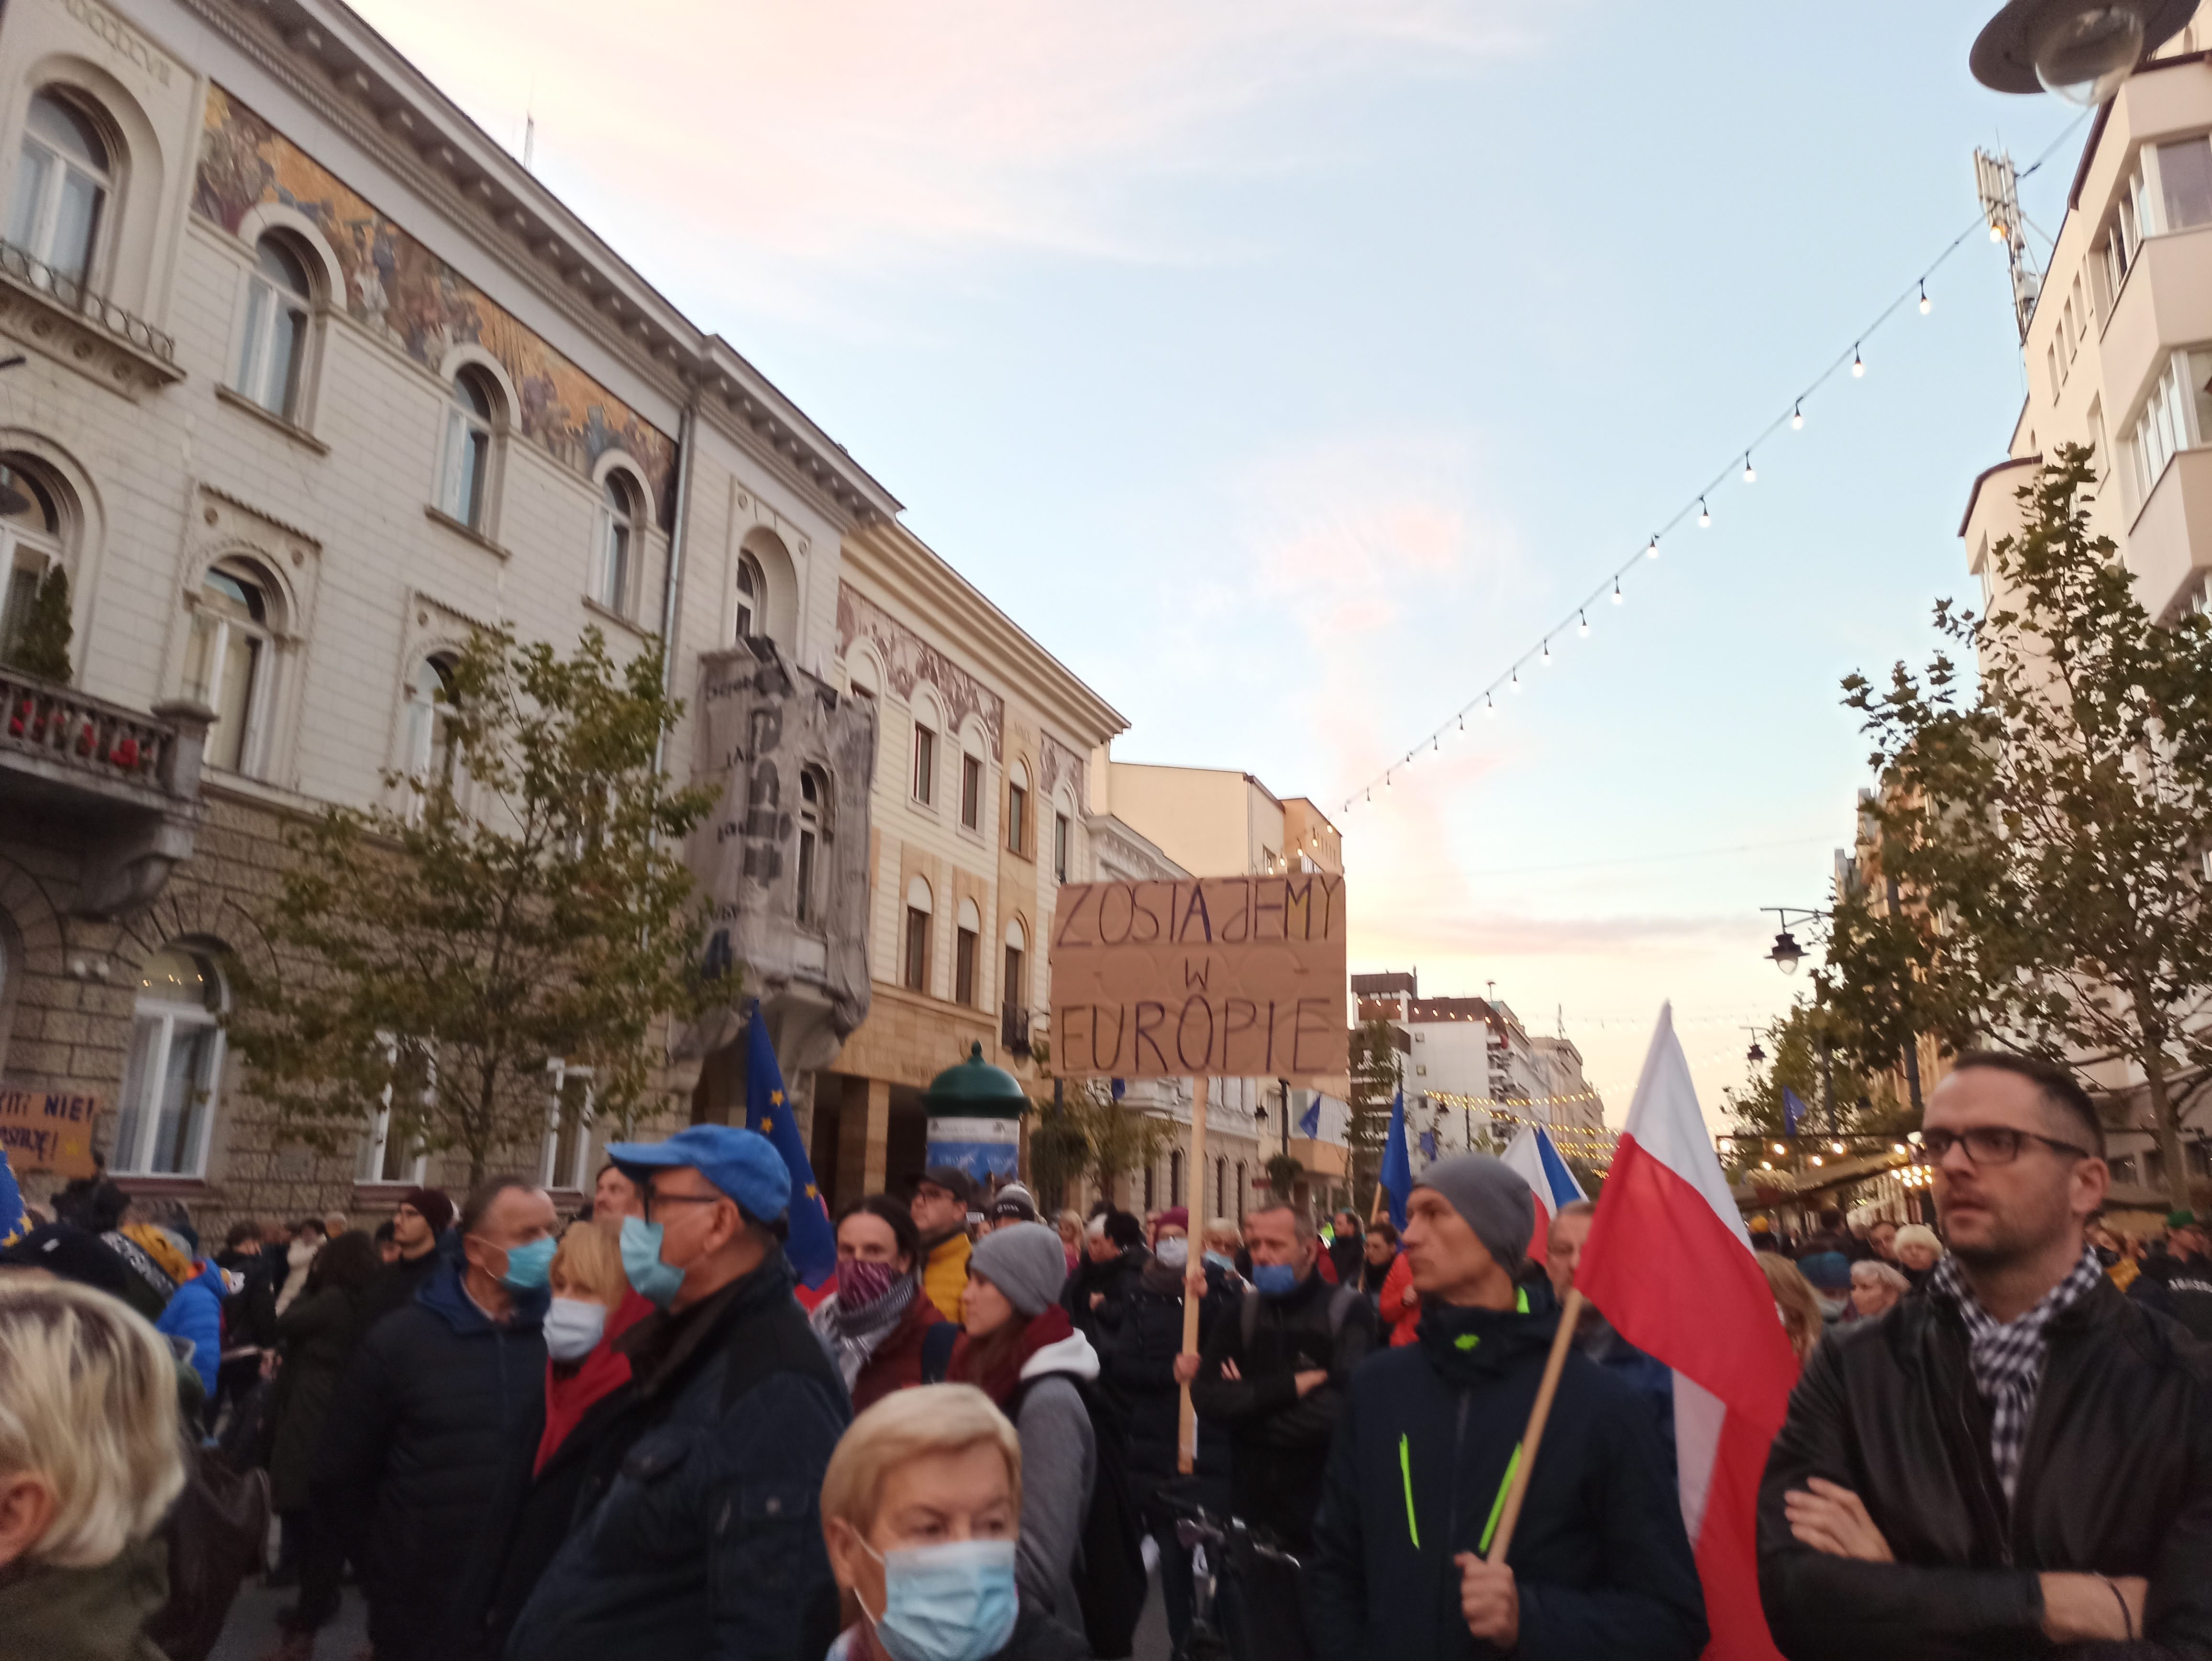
111,735,139,770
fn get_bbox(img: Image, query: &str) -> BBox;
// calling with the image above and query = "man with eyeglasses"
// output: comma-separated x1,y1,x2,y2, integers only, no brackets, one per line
503,1124,849,1661
1758,1051,2212,1659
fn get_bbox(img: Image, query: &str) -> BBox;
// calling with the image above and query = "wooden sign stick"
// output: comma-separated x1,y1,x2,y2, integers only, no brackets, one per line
1485,1286,1582,1564
1177,1073,1210,1476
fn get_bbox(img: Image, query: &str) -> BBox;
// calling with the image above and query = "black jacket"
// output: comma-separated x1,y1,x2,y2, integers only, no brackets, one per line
1065,1245,1149,1350
1758,1273,2212,1660
216,1246,279,1350
352,1246,446,1348
1188,1268,1374,1550
311,1261,546,1661
267,1282,365,1514
2130,1251,2212,1342
1305,1285,1706,1661
1327,1232,1366,1288
1106,1260,1234,1489
502,1252,851,1661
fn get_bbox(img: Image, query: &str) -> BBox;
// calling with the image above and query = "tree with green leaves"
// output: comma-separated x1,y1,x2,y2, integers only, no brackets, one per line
3,564,71,682
1845,444,2212,1207
1719,1000,1912,1184
1022,1080,1178,1210
227,626,727,1186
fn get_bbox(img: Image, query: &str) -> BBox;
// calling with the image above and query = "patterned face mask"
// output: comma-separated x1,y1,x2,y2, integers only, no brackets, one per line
837,1257,900,1312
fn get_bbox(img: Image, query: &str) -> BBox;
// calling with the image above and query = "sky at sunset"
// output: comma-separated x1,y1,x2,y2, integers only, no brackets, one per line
349,0,2085,1122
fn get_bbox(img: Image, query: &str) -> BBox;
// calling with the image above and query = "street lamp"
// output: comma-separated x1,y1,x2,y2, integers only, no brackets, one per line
1761,907,1830,976
1972,0,2196,104
1769,931,1803,975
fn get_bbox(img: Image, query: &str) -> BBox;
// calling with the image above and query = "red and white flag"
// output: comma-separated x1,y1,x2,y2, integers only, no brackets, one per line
1501,1123,1588,1262
1577,1005,1800,1661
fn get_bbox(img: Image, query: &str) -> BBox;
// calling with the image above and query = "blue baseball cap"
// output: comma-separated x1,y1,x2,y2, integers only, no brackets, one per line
605,1125,790,1221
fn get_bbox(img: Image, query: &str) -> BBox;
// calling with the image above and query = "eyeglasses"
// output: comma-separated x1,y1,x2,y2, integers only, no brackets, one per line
644,1188,723,1222
1920,1126,2090,1165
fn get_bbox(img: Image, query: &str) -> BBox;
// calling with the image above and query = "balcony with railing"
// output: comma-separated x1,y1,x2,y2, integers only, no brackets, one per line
0,668,209,916
0,240,182,395
1001,1003,1032,1058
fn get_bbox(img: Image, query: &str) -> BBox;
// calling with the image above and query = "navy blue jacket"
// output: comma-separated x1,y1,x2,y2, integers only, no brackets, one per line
502,1251,851,1661
1305,1284,1708,1661
312,1259,546,1661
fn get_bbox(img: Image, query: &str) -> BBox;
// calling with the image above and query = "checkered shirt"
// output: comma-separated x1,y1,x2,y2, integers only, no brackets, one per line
1928,1245,2104,1505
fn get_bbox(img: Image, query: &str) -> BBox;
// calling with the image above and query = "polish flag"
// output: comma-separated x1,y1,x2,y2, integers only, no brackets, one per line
1501,1124,1587,1262
1576,1005,1799,1661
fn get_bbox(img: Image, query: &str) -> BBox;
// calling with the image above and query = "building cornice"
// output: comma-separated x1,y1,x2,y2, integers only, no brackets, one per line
843,520,1126,748
166,0,900,527
1958,453,2041,537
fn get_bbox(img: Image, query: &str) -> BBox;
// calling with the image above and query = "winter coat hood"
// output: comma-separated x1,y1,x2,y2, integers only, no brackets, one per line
1018,1327,1099,1384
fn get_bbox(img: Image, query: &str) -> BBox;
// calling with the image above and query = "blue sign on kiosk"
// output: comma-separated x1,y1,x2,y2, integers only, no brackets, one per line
921,1042,1029,1186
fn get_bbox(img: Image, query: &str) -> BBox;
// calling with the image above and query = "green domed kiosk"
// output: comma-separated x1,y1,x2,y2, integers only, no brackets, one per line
920,1041,1030,1186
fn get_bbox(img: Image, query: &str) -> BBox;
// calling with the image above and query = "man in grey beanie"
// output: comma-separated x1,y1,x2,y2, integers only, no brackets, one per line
1305,1155,1706,1660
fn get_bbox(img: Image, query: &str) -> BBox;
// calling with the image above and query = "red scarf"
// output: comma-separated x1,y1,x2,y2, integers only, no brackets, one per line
949,1301,1074,1407
536,1290,654,1475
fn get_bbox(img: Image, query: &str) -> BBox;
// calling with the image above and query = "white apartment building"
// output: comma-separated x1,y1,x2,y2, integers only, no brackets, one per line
1957,12,2212,1195
0,0,1120,1225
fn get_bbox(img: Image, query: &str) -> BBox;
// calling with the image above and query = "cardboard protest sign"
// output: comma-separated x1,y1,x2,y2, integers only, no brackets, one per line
0,1084,100,1177
1050,874,1347,1080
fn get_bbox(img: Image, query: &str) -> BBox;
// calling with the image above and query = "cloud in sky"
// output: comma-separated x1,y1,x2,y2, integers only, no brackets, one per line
353,0,1540,276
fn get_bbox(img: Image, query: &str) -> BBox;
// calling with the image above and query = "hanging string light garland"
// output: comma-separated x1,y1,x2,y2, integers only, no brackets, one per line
1337,113,2089,819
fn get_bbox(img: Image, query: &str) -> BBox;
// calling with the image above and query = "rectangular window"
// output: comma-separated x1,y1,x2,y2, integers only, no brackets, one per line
1054,813,1071,883
796,826,818,924
905,907,930,992
2048,342,2062,402
961,754,982,830
1004,943,1025,1010
956,926,978,1005
1007,784,1027,854
112,1011,221,1177
2132,352,2199,501
912,724,935,805
2161,137,2212,232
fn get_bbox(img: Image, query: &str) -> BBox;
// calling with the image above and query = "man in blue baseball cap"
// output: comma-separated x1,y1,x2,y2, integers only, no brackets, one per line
500,1125,851,1661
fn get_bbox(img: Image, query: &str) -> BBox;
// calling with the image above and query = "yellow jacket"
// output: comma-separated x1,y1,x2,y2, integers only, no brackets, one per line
921,1230,972,1322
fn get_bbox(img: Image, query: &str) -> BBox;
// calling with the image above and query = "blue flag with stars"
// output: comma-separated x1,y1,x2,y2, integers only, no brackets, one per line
743,1001,837,1290
1297,1095,1321,1139
1379,1089,1411,1231
0,1145,26,1248
1782,1087,1808,1138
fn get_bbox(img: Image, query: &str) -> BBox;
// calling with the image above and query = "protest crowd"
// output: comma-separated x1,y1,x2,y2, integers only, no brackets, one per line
2,1043,2211,1661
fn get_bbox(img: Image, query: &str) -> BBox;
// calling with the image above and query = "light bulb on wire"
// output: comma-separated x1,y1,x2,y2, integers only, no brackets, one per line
1851,345,1864,377
1578,609,1589,637
1611,577,1623,605
1511,668,1522,693
1792,401,1803,430
1485,693,1496,717
1541,640,1552,667
1919,280,1932,315
1646,534,1659,560
1698,498,1711,528
1742,453,1756,485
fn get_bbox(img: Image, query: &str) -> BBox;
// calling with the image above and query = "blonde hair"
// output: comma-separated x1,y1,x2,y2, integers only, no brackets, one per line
1758,1252,1825,1361
1893,1224,1941,1258
0,1279,185,1566
552,1218,628,1309
1204,1218,1241,1252
821,1384,1021,1539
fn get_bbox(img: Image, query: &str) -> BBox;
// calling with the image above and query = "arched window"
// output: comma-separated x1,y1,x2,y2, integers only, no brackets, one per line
439,369,498,529
232,234,314,419
8,90,110,286
796,767,828,926
184,562,276,775
112,945,225,1176
1006,760,1029,856
1003,917,1027,1014
1171,1148,1185,1208
955,896,981,1006
597,471,641,614
904,876,933,993
735,551,763,641
1236,1160,1247,1221
0,460,62,664
403,654,457,810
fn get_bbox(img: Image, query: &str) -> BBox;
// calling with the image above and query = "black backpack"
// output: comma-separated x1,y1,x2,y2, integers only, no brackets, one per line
1007,1372,1149,1660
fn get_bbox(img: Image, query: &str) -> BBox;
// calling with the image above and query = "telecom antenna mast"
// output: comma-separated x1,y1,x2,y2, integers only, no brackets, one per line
1975,148,2041,342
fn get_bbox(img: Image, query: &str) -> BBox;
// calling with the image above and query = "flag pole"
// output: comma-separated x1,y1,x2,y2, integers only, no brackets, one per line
1485,1286,1582,1564
1177,1073,1210,1475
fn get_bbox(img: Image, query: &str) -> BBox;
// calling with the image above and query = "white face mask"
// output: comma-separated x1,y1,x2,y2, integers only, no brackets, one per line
1153,1237,1189,1271
543,1296,608,1362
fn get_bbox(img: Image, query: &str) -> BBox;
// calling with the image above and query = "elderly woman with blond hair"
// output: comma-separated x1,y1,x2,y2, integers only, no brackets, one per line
0,1276,186,1661
1847,1259,1911,1321
821,1384,1088,1661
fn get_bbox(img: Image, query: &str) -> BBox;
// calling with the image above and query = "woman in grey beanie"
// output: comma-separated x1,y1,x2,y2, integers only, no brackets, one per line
950,1223,1099,1634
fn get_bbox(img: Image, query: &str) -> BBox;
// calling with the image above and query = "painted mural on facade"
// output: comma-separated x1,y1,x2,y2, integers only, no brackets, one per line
837,580,1006,759
192,87,674,510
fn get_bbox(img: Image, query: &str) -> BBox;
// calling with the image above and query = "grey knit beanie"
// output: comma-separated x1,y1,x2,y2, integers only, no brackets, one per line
1414,1154,1535,1270
968,1222,1070,1318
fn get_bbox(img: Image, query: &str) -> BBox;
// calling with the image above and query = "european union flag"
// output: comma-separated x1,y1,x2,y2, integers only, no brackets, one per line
1379,1089,1411,1230
742,1001,837,1290
1782,1087,1809,1138
1297,1095,1321,1139
1418,1127,1438,1162
0,1145,26,1248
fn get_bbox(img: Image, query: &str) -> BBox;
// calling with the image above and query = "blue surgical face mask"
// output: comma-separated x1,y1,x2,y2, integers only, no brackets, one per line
620,1215,686,1308
497,1236,556,1292
543,1296,608,1362
1203,1251,1236,1273
1252,1262,1301,1298
861,1537,1018,1661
